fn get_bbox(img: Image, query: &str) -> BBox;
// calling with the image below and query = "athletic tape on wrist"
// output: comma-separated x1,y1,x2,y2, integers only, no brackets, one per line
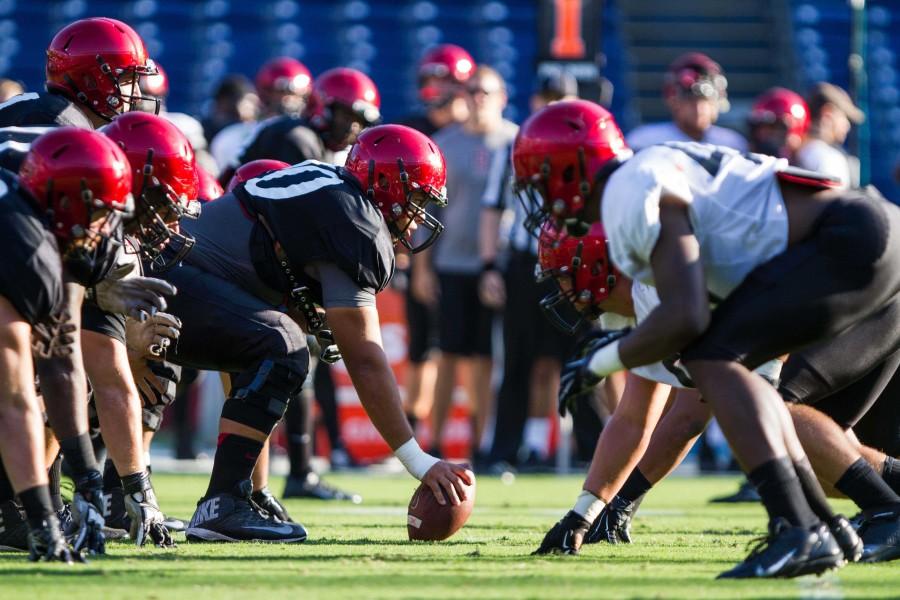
572,490,604,523
588,340,624,377
394,438,440,480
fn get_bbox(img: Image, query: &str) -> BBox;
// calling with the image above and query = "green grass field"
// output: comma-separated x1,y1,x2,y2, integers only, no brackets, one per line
1,473,897,599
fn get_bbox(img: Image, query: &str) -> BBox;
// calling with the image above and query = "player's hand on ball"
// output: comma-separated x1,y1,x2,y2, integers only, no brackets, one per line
421,461,474,506
533,511,590,555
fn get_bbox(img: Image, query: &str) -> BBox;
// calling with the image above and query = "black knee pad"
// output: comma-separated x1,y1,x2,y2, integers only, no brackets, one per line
221,352,310,434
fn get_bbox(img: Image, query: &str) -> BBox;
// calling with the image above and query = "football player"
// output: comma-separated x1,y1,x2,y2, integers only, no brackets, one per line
747,87,810,161
530,221,900,565
516,99,900,577
0,17,156,129
146,124,470,543
0,128,133,561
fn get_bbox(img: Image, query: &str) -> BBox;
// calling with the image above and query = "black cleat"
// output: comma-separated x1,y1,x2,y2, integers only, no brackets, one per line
710,479,761,504
186,480,308,543
283,472,362,504
163,515,186,533
828,515,863,563
0,500,29,552
717,518,843,579
856,505,900,563
251,487,295,523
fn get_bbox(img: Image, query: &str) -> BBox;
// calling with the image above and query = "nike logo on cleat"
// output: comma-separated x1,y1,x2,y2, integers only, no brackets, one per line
193,498,221,525
756,550,796,577
245,524,300,536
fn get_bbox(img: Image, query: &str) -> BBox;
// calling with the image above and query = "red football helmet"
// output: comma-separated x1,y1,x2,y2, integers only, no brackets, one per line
663,52,729,111
102,112,201,271
513,99,631,234
417,44,475,105
748,87,810,158
19,127,133,283
46,17,158,121
305,68,381,150
537,220,619,334
345,124,447,253
197,165,225,202
226,159,290,192
256,57,312,115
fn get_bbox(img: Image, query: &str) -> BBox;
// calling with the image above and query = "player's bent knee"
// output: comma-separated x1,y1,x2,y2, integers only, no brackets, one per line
221,350,310,435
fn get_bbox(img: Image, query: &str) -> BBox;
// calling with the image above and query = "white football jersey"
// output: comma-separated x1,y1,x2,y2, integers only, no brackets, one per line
602,142,789,301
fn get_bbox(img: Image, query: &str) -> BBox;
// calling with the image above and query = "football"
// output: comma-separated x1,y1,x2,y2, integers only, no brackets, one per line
407,478,476,541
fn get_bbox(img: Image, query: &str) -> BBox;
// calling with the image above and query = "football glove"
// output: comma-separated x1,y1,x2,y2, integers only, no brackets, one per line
558,328,630,417
70,472,107,555
532,511,590,555
315,329,342,364
125,472,175,548
126,312,181,358
93,274,177,320
585,494,642,545
27,515,84,563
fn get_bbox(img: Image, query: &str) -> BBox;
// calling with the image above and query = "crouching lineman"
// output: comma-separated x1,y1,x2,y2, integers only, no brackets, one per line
0,128,134,561
531,221,900,565
515,99,900,578
150,124,471,542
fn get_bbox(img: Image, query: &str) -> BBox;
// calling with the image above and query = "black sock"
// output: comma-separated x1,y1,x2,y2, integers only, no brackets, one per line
0,456,15,504
205,434,264,497
59,433,99,480
836,457,900,510
748,457,819,528
284,395,312,478
793,459,834,522
103,458,121,492
47,454,63,512
881,456,900,494
619,468,653,503
19,485,53,529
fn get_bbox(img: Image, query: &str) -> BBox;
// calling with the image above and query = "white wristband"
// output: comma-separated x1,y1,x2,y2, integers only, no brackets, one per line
394,438,440,480
572,490,604,522
587,339,624,377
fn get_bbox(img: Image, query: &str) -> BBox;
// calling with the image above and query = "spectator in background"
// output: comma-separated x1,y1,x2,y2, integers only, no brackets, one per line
0,78,23,102
201,74,258,144
398,44,473,434
413,66,517,458
210,57,312,173
139,63,220,177
746,87,810,161
796,82,865,188
626,52,746,152
479,71,580,472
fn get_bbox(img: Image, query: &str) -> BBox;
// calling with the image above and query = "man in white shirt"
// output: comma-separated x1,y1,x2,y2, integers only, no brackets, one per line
626,52,746,152
795,82,865,188
513,100,900,578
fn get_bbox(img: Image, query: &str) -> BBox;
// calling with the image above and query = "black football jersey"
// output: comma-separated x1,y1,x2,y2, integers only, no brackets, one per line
397,113,440,138
0,125,56,172
0,92,93,129
236,116,332,167
233,160,395,302
0,168,64,324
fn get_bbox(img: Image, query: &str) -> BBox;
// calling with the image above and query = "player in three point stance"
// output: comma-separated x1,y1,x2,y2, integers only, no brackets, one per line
151,124,471,543
0,128,134,561
516,99,900,578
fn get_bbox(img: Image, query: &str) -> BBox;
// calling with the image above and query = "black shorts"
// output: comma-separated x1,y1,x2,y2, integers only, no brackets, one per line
854,372,900,455
81,300,126,345
436,272,494,357
779,296,900,429
683,191,900,370
405,270,438,364
158,263,308,374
